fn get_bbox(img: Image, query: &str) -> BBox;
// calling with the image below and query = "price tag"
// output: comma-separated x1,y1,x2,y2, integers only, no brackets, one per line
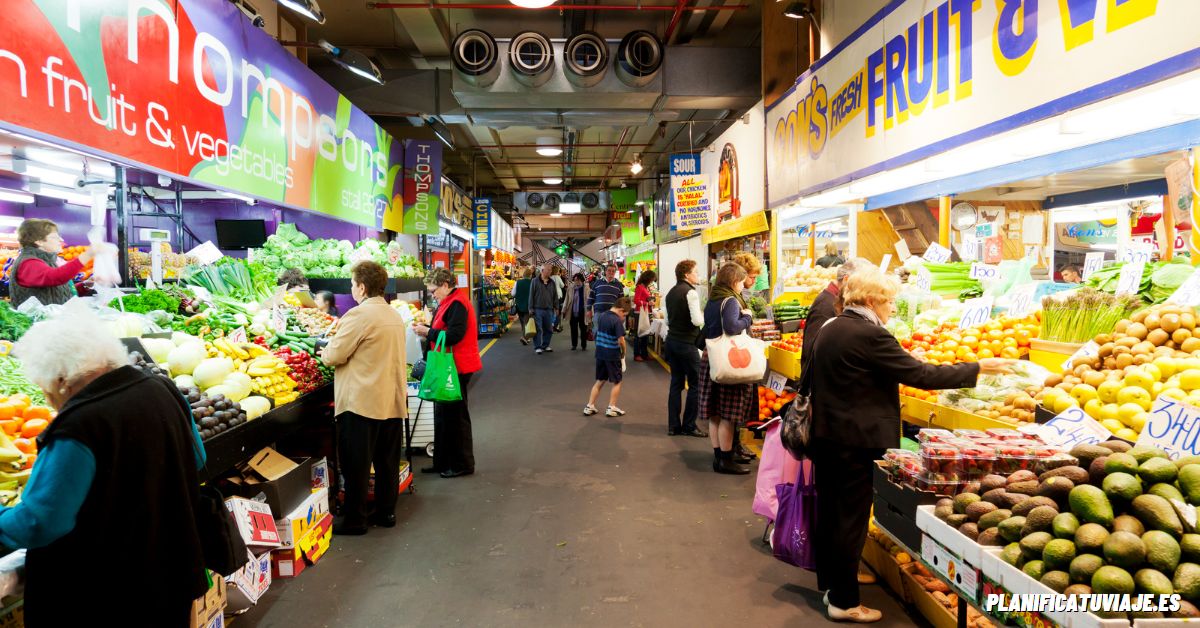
894,238,912,260
227,327,248,343
879,254,892,271
920,535,979,601
186,241,223,266
1060,340,1099,371
969,263,999,281
958,296,994,330
923,243,952,263
1136,396,1200,460
959,234,979,261
1116,262,1145,296
1081,252,1105,280
1121,243,1154,264
189,285,213,303
766,371,787,395
1006,283,1038,319
1019,407,1110,449
1168,267,1200,306
915,267,932,293
272,307,287,333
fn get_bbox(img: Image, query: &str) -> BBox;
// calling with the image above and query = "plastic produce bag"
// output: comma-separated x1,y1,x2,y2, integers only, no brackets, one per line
88,228,120,288
418,335,461,402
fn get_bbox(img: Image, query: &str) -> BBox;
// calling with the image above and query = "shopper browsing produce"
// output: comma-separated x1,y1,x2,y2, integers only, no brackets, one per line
5,308,209,626
583,297,630,418
276,267,309,292
632,270,656,362
698,263,757,475
321,261,409,535
805,266,1013,623
414,267,481,479
562,273,591,351
663,260,707,438
10,219,94,307
802,258,868,375
529,263,558,354
551,265,565,332
730,252,764,462
513,267,533,346
314,290,339,316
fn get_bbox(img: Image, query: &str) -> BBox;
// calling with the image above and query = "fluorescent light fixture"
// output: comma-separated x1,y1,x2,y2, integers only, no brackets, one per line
510,0,557,7
277,0,325,23
425,117,455,150
35,183,92,206
0,189,33,204
629,155,643,175
560,202,582,214
318,40,383,84
440,221,475,242
634,200,646,206
7,158,81,188
218,190,257,204
549,213,562,217
536,137,563,157
542,170,562,185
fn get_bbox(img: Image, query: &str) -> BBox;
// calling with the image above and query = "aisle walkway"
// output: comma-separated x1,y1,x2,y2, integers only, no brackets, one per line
240,328,922,627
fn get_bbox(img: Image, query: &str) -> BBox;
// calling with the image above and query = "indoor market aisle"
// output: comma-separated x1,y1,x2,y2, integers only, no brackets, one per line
240,329,922,627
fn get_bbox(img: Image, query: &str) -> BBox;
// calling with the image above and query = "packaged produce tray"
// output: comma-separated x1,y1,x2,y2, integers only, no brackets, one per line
767,346,802,380
900,395,1023,432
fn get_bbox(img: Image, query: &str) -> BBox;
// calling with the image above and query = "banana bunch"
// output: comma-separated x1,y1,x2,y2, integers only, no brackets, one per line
0,432,31,505
250,370,298,399
242,354,290,377
207,338,272,370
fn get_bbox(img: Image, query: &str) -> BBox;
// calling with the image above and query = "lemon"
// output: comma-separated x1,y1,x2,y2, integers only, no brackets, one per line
1084,398,1104,419
1099,403,1120,422
1129,412,1148,433
1115,428,1139,442
1101,418,1125,433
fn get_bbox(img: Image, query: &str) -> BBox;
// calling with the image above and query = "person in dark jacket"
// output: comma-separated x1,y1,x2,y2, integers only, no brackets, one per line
663,260,707,437
10,219,94,307
512,268,533,345
696,262,756,475
801,257,867,376
528,263,559,354
561,273,591,350
6,307,209,626
815,241,846,268
414,268,483,478
806,266,1011,623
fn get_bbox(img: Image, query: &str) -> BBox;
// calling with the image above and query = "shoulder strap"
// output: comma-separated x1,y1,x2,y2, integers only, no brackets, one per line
718,297,734,336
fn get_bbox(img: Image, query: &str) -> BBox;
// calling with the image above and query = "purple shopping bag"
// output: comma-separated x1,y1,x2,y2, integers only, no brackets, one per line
771,459,817,570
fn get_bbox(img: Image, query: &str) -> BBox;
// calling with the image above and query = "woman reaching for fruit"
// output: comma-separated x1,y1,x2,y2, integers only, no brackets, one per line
10,219,94,307
805,266,1013,623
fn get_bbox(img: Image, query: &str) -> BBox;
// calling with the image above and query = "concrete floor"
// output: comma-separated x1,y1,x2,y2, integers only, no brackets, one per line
239,328,925,628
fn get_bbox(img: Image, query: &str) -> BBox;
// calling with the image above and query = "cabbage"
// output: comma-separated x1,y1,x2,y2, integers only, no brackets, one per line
167,343,207,376
193,357,235,389
141,337,175,364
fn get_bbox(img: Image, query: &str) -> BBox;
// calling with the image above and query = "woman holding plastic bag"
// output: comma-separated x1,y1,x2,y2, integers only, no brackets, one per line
413,268,481,479
10,219,96,307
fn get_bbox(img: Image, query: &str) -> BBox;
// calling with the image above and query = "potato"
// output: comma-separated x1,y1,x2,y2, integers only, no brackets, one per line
1145,313,1162,329
1128,322,1149,340
1162,313,1182,333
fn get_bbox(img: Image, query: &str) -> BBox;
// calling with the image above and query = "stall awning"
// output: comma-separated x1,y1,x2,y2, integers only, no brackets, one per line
701,212,769,244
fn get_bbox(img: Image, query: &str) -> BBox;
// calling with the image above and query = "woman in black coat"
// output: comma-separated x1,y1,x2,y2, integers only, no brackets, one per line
806,266,1011,623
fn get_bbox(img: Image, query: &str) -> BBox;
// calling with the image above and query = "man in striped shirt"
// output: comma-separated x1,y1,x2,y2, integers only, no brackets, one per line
586,264,624,323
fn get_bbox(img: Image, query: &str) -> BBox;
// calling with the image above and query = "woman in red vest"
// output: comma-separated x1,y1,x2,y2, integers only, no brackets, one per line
413,267,482,478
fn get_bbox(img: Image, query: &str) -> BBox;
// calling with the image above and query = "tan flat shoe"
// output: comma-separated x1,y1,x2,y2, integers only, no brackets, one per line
857,568,877,584
827,604,882,623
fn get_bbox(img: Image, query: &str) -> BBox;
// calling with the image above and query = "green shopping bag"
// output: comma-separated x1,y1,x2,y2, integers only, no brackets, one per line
418,335,462,402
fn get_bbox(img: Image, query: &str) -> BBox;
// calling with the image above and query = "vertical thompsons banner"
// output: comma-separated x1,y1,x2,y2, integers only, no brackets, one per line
0,0,403,229
472,198,492,249
402,140,441,235
670,153,713,229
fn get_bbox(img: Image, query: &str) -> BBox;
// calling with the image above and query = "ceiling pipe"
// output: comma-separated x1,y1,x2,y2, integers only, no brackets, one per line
366,3,748,10
597,127,632,189
664,0,689,43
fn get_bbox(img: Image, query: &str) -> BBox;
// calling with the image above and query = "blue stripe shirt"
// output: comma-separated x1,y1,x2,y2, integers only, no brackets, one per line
594,310,625,360
588,279,624,314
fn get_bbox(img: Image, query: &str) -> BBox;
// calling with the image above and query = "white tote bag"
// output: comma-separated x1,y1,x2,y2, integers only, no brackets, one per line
637,308,652,337
706,298,768,384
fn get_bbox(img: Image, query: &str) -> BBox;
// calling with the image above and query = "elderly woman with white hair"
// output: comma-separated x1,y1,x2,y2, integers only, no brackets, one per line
2,308,208,626
804,266,1012,623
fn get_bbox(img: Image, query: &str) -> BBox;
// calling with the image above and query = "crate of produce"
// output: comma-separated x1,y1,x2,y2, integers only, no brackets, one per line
772,299,812,322
1028,338,1083,374
862,527,913,604
899,563,958,628
767,345,802,380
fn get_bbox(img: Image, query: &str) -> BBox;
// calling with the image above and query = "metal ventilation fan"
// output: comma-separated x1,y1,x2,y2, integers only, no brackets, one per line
950,202,979,231
563,192,580,204
526,192,544,209
544,194,560,210
582,192,599,209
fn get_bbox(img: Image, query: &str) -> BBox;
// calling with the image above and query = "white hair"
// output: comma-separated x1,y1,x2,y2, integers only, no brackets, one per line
14,308,129,390
836,257,874,282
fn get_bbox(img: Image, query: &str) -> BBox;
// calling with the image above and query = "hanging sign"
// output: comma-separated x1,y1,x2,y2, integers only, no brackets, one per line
670,153,714,229
403,141,442,235
472,198,492,249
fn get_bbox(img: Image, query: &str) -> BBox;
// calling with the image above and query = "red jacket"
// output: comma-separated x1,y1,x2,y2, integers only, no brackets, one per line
634,284,652,312
431,288,482,374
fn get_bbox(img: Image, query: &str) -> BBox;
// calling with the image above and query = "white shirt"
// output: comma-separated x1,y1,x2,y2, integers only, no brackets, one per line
663,283,706,329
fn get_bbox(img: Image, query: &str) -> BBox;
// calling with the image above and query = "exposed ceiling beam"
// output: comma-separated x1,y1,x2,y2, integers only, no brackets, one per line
366,2,749,11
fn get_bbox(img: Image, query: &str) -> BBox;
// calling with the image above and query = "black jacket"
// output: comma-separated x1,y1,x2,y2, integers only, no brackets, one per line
800,283,838,375
808,310,980,449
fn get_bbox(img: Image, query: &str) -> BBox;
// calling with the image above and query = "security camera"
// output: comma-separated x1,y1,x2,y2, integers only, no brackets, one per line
231,0,266,28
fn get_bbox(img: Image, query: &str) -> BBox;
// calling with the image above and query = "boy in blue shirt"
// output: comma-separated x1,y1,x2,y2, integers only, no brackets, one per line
583,297,630,417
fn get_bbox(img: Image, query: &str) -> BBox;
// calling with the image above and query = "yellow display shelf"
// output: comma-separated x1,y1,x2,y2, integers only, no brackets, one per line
767,346,802,380
899,395,1020,431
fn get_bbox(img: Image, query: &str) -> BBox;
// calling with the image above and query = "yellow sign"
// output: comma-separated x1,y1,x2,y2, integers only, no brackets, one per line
702,212,769,244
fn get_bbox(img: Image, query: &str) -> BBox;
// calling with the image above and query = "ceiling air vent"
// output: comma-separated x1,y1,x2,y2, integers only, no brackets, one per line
508,31,555,88
615,31,663,88
544,193,560,210
526,192,544,209
452,30,500,88
563,32,609,88
582,192,600,209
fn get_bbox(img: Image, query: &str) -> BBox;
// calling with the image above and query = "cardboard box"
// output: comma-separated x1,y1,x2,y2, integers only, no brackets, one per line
271,512,334,579
339,461,413,505
225,551,272,613
224,497,281,549
228,448,315,517
276,487,330,549
190,571,227,628
311,457,329,490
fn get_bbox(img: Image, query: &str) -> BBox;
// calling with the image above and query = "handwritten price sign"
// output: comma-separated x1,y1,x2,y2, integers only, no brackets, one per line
923,243,952,263
958,296,994,330
1020,407,1110,449
1081,252,1105,280
1116,262,1145,297
969,263,999,281
1121,243,1154,265
915,267,932,293
1168,267,1200,306
1007,283,1038,319
1136,396,1200,460
1060,340,1099,371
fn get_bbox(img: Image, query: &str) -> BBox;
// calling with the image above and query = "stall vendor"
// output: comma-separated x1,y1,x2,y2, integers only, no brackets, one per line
1059,264,1082,284
10,219,93,307
277,267,309,292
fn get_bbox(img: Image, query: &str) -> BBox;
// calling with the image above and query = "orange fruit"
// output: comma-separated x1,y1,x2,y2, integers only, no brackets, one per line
22,406,50,421
978,348,995,359
12,438,34,454
20,419,47,438
1001,346,1020,359
0,420,20,436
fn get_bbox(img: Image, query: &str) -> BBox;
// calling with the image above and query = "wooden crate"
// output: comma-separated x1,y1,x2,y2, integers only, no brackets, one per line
861,535,911,604
899,564,957,628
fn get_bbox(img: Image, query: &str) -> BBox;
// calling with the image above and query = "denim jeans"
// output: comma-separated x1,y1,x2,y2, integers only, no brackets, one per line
533,308,555,350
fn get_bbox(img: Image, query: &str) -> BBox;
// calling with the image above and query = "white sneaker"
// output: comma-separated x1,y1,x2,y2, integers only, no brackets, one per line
544,347,553,352
535,348,544,354
606,406,625,417
582,405,598,416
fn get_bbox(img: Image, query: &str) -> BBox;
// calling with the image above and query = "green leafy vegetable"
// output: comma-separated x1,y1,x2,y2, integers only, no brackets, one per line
108,289,180,314
0,302,32,342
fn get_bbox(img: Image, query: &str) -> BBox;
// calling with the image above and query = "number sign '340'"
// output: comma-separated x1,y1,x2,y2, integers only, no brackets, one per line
1136,397,1200,460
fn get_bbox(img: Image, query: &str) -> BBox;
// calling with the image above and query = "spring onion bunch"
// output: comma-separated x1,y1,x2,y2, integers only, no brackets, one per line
1039,288,1142,343
923,262,982,295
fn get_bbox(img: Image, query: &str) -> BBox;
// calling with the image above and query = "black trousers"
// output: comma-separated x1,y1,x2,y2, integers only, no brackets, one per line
517,311,531,337
433,371,475,473
338,412,406,527
809,440,883,609
664,338,700,432
569,312,588,349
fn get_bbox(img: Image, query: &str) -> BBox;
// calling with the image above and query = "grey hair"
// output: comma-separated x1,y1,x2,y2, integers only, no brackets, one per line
424,267,457,289
14,308,129,391
836,257,873,282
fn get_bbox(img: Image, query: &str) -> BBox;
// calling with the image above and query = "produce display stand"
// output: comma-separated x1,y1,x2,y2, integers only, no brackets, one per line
307,277,426,296
899,395,1023,432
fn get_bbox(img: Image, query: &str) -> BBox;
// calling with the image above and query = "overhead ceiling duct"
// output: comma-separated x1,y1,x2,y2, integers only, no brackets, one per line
615,31,663,88
508,31,555,88
452,30,501,88
563,32,609,88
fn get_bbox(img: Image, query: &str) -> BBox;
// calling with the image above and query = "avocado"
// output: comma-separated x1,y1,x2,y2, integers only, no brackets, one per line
982,488,1009,506
1063,584,1092,597
1071,443,1113,467
1171,600,1200,618
978,509,1012,531
953,492,981,514
1040,570,1070,593
1037,477,1074,504
1105,452,1140,475
1179,465,1200,505
1099,440,1132,453
1182,534,1200,563
1001,542,1024,567
959,522,980,540
1103,530,1148,569
1052,512,1080,539
1131,494,1184,537
1089,456,1110,485
1139,457,1178,484
1039,466,1089,485
963,481,982,495
1148,482,1186,504
1007,481,1038,496
1022,506,1059,536
1069,553,1104,584
1013,497,1057,517
1112,514,1146,537
1000,492,1030,510
1092,565,1136,595
1102,472,1142,504
1022,559,1046,581
1042,539,1076,571
1174,563,1200,600
999,516,1027,542
1129,445,1169,464
1142,531,1182,573
946,514,969,528
1021,532,1054,560
1175,455,1200,470
1134,568,1174,595
1007,470,1037,485
1076,523,1110,555
977,528,1003,546
965,500,997,522
980,474,1007,493
1069,485,1115,526
934,503,954,520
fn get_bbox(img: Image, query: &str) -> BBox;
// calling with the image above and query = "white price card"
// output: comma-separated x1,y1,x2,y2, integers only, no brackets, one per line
923,243,952,263
187,241,223,266
1006,283,1038,319
1116,262,1145,296
1136,396,1200,460
272,307,287,333
894,238,912,260
969,263,999,281
189,285,213,303
1121,243,1155,265
959,234,979,261
879,254,892,271
1081,252,1105,280
1020,407,1110,449
1168,267,1200,306
766,371,787,395
1060,340,1100,371
802,258,814,268
915,267,932,293
227,327,248,343
958,296,994,330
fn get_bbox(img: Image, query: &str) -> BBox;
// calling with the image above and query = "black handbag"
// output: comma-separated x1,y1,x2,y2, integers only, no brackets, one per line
195,482,249,576
780,344,816,459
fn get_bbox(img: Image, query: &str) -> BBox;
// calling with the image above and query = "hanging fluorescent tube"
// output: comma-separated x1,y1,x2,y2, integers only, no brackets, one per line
35,184,92,206
218,190,257,205
277,0,325,23
318,40,384,85
0,189,33,204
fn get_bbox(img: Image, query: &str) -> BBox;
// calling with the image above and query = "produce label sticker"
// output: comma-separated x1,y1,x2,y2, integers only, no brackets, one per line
1059,340,1099,371
1168,267,1200,306
1136,396,1200,460
920,534,979,601
228,327,248,344
1081,252,1105,280
957,296,994,330
923,243,952,264
1019,407,1109,449
1116,262,1145,297
968,263,998,281
1006,283,1038,319
915,267,932,293
879,254,892,271
766,371,787,395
